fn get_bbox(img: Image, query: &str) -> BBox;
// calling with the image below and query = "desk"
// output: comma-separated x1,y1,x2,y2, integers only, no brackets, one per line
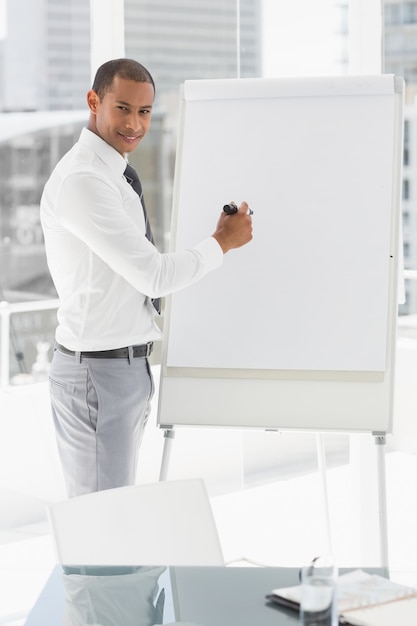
24,565,384,626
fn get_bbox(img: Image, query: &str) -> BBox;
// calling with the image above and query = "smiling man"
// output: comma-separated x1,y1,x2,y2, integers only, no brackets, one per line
87,69,154,155
40,58,252,497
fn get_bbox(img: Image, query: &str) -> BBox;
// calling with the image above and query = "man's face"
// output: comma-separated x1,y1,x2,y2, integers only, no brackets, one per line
87,76,155,155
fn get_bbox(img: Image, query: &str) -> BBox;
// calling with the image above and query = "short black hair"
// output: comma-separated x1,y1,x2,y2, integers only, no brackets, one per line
92,58,155,100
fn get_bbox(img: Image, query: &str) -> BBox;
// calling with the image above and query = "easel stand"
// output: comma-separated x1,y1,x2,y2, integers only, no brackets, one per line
159,427,390,569
316,433,333,556
159,427,175,481
374,432,389,570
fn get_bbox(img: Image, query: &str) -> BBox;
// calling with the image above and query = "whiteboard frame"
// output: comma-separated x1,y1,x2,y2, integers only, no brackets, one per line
157,76,404,434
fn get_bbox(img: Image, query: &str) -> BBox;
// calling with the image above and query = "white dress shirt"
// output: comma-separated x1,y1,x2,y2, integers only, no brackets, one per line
40,128,223,351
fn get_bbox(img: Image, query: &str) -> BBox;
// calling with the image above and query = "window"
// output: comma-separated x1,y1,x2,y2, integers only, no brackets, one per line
0,0,384,367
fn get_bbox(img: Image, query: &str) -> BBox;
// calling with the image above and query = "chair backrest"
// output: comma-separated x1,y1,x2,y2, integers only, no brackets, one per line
47,478,224,566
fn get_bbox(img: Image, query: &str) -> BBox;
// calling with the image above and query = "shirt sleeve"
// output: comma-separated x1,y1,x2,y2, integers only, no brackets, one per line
56,171,224,298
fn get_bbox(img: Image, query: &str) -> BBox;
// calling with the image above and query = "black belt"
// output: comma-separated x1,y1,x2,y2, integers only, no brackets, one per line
56,342,153,359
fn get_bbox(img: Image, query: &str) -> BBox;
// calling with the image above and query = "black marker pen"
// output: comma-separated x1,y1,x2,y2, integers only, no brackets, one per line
223,202,238,214
223,202,253,216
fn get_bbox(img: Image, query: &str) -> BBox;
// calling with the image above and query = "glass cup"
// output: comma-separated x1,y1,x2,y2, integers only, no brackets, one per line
299,556,338,626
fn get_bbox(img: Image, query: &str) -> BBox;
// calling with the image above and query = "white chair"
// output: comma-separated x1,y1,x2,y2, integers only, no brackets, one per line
47,478,224,566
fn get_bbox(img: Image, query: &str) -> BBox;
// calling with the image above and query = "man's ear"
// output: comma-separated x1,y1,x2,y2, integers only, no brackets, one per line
87,89,99,114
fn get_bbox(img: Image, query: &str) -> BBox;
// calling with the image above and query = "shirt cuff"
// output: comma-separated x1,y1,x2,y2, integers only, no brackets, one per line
193,236,224,272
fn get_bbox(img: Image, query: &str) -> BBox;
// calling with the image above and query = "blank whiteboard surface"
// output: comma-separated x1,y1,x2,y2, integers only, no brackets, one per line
158,76,403,433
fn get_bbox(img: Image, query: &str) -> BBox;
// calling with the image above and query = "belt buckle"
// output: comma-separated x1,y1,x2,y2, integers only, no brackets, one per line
145,342,153,357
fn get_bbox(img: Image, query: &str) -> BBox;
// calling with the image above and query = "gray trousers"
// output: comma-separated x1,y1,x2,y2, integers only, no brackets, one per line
49,348,154,497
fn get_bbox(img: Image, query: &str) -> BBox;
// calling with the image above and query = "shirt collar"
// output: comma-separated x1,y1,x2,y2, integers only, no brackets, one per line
79,127,128,178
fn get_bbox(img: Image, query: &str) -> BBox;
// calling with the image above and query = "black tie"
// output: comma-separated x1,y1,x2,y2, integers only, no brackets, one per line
124,163,161,314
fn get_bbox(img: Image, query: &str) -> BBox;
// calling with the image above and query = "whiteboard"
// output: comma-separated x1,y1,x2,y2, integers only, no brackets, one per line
157,75,404,433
